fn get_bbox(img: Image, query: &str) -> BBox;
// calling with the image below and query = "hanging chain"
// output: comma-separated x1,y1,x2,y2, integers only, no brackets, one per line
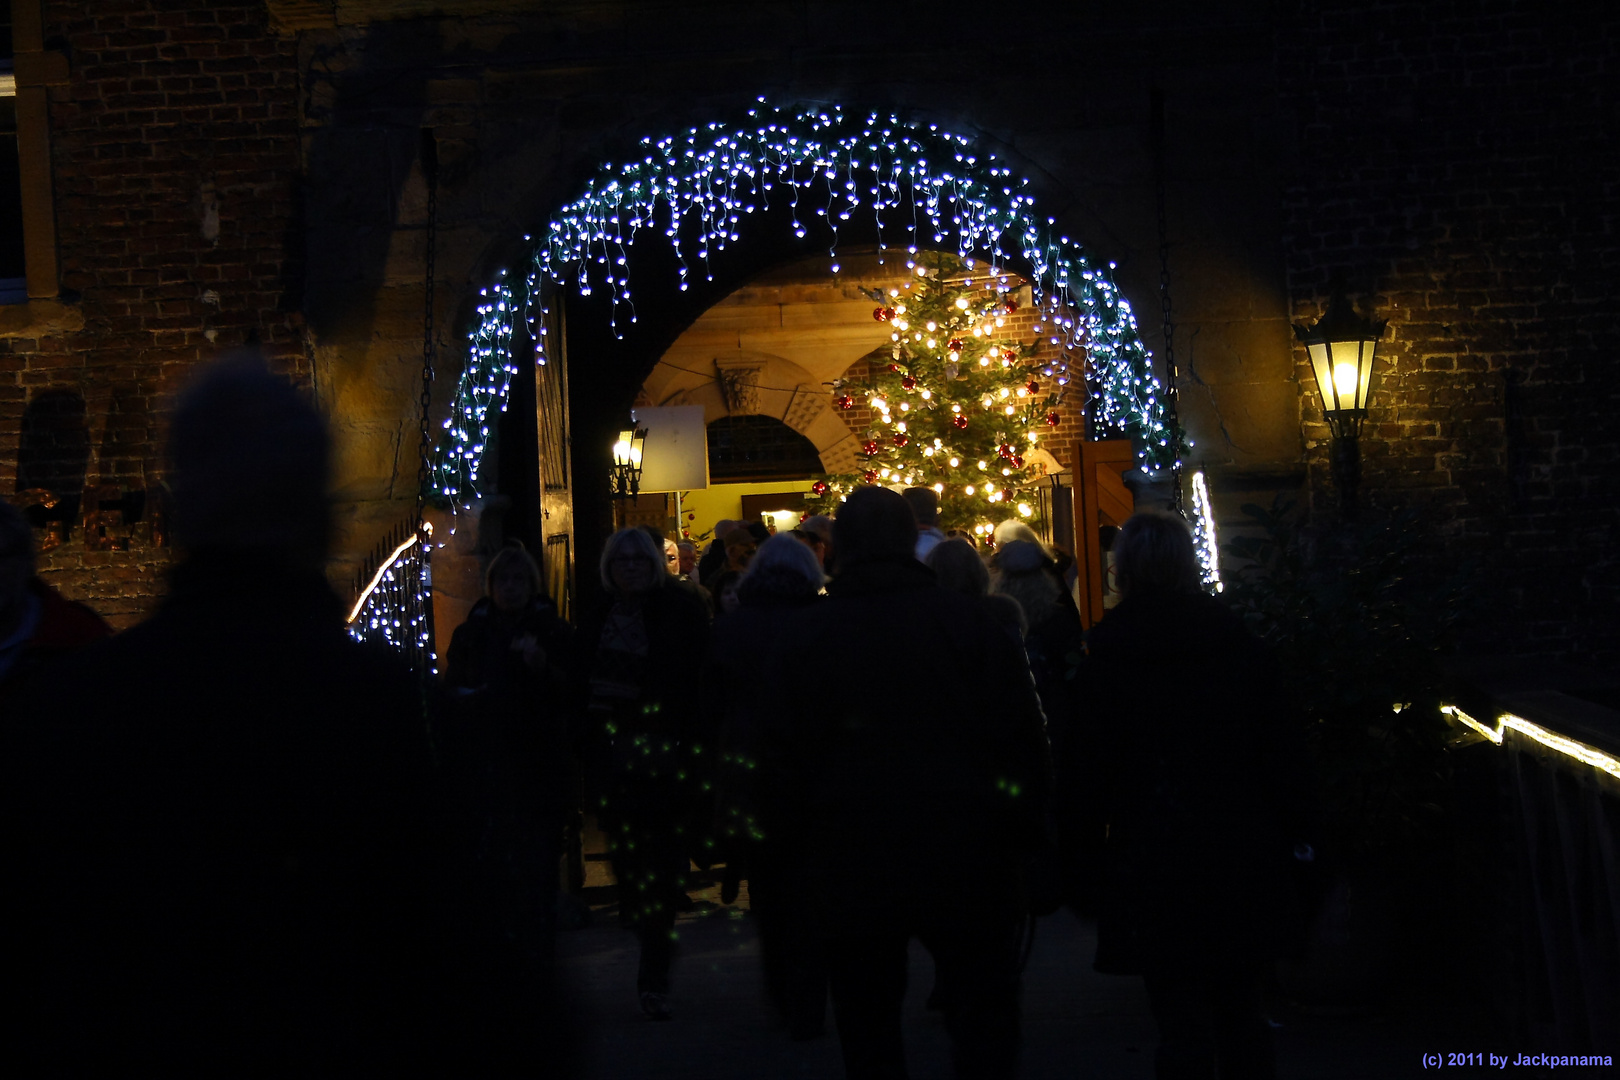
1150,89,1184,514
416,128,438,528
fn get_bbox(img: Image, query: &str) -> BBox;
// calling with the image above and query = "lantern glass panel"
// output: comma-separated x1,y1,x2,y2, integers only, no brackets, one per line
1307,341,1338,412
1354,339,1376,411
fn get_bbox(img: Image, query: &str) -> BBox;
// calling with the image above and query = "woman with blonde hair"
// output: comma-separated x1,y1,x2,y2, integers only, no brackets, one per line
572,527,712,1020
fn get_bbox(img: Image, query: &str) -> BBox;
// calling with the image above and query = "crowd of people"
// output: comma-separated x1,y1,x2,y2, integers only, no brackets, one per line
0,354,1315,1079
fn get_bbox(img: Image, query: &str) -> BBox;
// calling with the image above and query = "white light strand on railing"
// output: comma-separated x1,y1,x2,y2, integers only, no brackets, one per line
346,530,436,676
1443,705,1620,781
430,100,1188,508
347,533,419,625
1191,469,1221,593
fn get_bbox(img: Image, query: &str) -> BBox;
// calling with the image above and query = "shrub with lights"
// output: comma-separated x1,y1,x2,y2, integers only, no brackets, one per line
811,254,1068,537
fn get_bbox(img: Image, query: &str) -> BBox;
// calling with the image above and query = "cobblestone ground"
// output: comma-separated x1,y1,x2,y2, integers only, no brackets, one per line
555,836,1488,1079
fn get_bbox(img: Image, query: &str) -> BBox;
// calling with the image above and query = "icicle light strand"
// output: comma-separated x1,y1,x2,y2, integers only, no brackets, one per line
432,102,1185,507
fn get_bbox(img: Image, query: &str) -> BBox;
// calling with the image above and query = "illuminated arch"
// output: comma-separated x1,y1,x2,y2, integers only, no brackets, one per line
431,101,1182,507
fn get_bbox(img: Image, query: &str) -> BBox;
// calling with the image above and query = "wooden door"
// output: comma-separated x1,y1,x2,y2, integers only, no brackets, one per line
1072,439,1135,629
537,302,576,622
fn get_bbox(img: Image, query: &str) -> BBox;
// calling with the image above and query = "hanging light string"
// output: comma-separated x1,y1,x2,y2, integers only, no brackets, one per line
1190,470,1222,593
1150,88,1187,514
430,101,1186,509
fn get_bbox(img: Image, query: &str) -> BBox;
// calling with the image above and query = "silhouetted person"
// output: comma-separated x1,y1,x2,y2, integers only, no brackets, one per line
705,533,829,1039
801,512,836,574
696,519,739,587
573,526,712,1020
444,541,574,960
1057,511,1311,1080
6,356,552,1075
759,486,1051,1079
927,535,1025,641
0,498,110,702
903,485,946,561
992,539,1085,753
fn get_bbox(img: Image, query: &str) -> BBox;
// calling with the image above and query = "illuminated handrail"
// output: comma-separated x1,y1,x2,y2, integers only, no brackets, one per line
1443,704,1620,781
346,521,437,678
347,532,420,625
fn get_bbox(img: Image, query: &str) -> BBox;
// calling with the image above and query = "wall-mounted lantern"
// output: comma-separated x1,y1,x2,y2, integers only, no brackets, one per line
610,426,648,499
1295,292,1385,515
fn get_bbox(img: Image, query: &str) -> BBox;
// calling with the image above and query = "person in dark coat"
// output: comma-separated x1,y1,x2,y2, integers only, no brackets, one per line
927,535,1026,642
573,526,713,1020
1057,510,1311,1080
758,486,1052,1080
0,499,112,703
4,355,555,1075
444,541,575,960
705,532,828,1039
991,539,1086,754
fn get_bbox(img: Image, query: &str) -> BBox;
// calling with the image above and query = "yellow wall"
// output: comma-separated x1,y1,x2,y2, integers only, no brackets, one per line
678,480,813,542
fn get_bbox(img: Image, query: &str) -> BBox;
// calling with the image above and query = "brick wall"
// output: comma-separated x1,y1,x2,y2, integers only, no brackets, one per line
1279,0,1619,662
1,1,304,627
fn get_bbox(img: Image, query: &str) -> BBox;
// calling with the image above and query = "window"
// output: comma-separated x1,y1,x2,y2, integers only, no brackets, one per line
706,415,824,482
0,13,24,304
3,1,63,303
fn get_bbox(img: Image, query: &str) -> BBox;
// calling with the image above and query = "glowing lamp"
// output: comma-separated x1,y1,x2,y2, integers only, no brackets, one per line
1294,291,1385,515
610,426,648,499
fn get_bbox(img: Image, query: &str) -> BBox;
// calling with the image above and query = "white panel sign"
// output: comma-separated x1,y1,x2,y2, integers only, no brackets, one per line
631,405,709,492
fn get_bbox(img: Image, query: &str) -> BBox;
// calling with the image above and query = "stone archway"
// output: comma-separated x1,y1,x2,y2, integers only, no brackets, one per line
632,249,923,478
421,102,1177,617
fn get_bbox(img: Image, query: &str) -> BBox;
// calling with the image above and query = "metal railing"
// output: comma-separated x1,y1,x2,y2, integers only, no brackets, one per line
346,519,437,678
1445,689,1620,1053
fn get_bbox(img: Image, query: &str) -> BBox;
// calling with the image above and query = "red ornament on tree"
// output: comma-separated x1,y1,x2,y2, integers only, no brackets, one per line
836,394,855,410
947,338,965,353
862,469,879,483
1026,380,1041,395
1045,411,1061,427
1002,297,1019,315
1001,348,1017,364
873,306,890,322
892,433,909,447
861,440,880,456
887,363,901,372
900,375,916,390
952,414,969,429
812,480,829,496
1013,454,1025,468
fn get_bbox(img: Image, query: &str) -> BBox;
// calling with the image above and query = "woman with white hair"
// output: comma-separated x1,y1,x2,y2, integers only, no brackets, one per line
705,532,828,1038
572,527,712,1020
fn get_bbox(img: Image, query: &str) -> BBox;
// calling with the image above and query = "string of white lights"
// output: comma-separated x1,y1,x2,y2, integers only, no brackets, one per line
1191,469,1222,593
431,101,1188,509
345,528,437,675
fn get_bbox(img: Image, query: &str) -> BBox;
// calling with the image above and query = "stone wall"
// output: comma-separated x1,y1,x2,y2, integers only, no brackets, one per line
1279,0,1619,662
3,0,305,627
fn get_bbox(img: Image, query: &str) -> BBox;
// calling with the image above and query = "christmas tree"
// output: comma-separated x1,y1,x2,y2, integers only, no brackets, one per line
809,254,1071,539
